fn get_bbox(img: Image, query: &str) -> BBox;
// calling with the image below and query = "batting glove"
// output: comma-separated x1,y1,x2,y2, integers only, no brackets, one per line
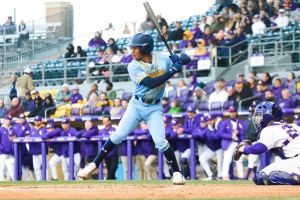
169,54,183,74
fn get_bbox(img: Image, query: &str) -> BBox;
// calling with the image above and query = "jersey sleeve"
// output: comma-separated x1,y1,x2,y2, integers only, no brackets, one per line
257,125,287,150
257,128,275,150
127,62,148,85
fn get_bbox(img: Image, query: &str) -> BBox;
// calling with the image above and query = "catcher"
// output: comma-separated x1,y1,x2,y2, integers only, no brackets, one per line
233,101,300,185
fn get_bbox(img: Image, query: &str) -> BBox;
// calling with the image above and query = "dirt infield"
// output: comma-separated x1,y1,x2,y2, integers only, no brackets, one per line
0,182,299,199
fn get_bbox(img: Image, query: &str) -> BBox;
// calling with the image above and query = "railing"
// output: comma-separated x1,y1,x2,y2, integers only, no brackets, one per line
8,30,300,86
0,12,73,70
238,95,261,111
0,41,253,86
212,39,249,68
247,39,300,72
13,135,197,181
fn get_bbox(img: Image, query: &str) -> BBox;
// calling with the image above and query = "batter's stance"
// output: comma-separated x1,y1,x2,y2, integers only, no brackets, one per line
78,33,189,184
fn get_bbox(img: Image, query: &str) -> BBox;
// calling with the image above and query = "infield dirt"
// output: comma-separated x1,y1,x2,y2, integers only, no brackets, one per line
0,182,300,199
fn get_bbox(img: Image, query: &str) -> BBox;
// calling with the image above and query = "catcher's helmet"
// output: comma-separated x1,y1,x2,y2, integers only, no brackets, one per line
130,33,154,55
252,101,283,133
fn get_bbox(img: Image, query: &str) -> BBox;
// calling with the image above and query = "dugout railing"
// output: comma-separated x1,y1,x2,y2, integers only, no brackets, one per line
12,108,300,181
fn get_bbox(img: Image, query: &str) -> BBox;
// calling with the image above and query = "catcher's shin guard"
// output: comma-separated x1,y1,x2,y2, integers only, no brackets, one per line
268,171,300,185
253,171,269,185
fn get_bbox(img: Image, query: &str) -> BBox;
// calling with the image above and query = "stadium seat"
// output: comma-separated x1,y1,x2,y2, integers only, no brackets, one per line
210,101,222,111
198,101,209,111
81,105,91,115
223,100,235,110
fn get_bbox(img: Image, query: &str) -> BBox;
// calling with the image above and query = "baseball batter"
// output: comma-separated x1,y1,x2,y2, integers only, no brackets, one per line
78,32,190,184
237,101,300,185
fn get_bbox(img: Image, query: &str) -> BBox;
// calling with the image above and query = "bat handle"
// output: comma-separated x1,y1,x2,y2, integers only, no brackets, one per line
168,48,174,56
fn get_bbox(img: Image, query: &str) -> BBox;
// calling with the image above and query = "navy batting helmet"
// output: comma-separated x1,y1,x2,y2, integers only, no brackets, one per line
252,101,283,133
130,33,154,55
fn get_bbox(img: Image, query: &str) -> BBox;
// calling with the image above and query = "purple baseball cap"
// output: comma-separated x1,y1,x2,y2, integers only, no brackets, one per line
199,116,207,122
18,113,26,119
4,115,12,120
34,116,42,121
46,123,54,129
228,106,237,113
171,118,179,126
186,106,196,113
61,118,70,124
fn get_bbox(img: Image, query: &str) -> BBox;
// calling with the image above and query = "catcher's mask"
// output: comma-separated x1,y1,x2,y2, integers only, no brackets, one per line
252,101,283,133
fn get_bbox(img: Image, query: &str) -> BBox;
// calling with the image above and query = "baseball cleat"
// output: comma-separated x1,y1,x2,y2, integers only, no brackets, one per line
77,162,97,179
172,172,185,185
202,176,214,181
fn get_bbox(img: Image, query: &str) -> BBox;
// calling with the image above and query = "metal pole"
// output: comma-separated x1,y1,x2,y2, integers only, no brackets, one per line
42,63,45,86
98,140,104,180
41,141,47,181
13,143,19,181
275,42,278,67
109,62,113,82
158,151,163,179
229,47,232,67
85,57,90,83
64,58,67,83
3,26,6,68
190,138,196,180
18,144,22,180
127,139,132,180
32,20,35,58
68,141,74,180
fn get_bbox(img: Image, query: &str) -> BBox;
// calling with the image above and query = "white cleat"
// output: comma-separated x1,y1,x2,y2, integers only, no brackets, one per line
202,177,213,181
172,172,185,185
77,162,97,179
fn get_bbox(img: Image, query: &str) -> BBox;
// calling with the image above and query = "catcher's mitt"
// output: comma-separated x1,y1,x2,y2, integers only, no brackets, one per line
233,140,252,161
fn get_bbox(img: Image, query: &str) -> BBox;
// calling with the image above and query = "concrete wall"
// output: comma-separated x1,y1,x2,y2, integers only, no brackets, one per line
45,2,73,38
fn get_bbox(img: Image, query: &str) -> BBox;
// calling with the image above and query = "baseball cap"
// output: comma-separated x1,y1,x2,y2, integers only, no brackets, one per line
24,67,32,74
237,73,245,77
31,90,38,95
34,116,42,121
62,83,69,88
279,8,285,13
61,118,70,124
46,123,54,129
257,80,266,86
18,113,26,119
186,105,196,113
199,116,207,123
254,14,260,18
4,115,12,120
228,106,237,113
171,118,179,126
203,113,212,121
72,85,79,90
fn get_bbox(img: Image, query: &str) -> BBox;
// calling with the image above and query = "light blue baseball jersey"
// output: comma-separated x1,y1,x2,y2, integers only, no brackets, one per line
109,52,173,152
127,53,173,100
